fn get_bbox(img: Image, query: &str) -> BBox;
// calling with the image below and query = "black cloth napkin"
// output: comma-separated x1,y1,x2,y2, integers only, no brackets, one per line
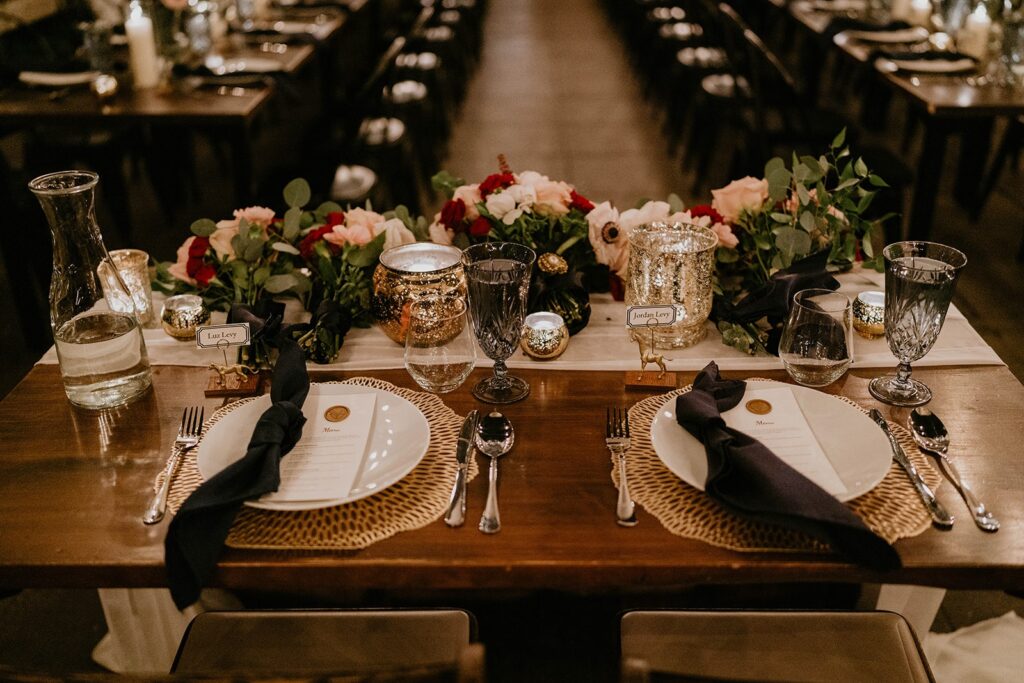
165,338,310,609
675,362,901,571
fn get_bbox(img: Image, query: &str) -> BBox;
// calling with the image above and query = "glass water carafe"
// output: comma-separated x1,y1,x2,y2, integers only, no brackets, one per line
29,171,152,409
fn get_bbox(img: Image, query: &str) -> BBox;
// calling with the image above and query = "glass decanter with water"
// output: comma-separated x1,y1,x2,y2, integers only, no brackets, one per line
29,171,152,409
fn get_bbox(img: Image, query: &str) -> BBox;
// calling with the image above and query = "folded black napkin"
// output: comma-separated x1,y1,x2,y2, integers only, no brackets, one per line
877,50,978,63
675,362,901,571
165,338,310,609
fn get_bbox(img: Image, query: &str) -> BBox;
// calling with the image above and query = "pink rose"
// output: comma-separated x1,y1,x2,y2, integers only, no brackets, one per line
518,171,572,216
711,176,768,223
452,184,483,221
673,210,738,250
710,222,738,248
428,219,454,245
233,206,276,226
168,236,197,285
586,201,629,276
344,207,385,234
323,223,373,247
208,206,276,259
618,200,672,235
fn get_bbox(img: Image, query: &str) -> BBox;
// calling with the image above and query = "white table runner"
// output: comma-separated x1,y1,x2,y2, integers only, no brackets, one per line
37,269,1004,371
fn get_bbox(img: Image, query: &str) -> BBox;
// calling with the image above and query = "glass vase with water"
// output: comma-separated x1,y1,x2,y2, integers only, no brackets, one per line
30,171,152,409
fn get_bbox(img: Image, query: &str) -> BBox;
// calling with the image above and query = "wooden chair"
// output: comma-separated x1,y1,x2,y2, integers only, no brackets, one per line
620,610,934,682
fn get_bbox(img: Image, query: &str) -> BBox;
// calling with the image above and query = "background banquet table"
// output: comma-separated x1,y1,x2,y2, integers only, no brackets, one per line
1,363,1022,594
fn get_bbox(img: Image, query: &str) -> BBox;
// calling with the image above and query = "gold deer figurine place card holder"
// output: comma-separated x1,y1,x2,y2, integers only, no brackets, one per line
196,323,263,397
625,305,679,390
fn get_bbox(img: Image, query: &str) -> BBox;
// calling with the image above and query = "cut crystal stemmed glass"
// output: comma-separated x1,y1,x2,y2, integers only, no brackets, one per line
461,242,536,404
868,241,967,407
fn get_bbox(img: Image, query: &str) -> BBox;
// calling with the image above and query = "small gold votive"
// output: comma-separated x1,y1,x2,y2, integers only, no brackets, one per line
161,294,211,340
521,312,569,360
852,291,885,339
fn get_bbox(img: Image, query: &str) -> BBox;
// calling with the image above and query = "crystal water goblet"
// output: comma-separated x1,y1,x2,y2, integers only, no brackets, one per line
461,242,536,404
868,241,967,407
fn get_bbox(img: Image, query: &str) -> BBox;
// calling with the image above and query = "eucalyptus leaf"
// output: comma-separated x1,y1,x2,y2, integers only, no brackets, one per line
799,210,816,232
314,201,343,220
800,156,823,182
283,178,311,208
283,206,302,241
291,270,312,294
716,247,739,263
253,266,270,286
793,163,809,183
264,273,301,294
775,227,812,257
770,212,794,223
667,193,685,214
754,233,773,250
272,241,301,255
767,167,791,201
797,183,811,205
190,218,217,237
764,157,786,177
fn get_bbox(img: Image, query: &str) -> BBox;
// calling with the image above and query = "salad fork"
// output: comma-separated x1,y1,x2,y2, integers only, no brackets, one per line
143,406,204,525
606,407,638,527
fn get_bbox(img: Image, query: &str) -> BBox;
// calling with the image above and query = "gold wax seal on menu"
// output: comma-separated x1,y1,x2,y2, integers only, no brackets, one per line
745,399,772,415
324,405,351,422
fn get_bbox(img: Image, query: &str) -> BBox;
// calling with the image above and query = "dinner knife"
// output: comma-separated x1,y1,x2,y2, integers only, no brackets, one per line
444,409,479,527
869,409,954,528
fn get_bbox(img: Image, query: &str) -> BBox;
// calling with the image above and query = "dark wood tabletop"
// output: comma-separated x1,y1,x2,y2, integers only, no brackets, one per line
1,363,1022,595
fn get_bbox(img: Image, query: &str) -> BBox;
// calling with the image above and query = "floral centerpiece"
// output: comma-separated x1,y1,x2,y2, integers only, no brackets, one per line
427,157,603,334
155,179,420,364
704,131,887,354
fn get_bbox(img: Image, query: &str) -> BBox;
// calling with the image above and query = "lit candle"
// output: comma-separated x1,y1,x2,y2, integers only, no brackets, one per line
958,5,992,60
124,0,160,89
907,0,932,28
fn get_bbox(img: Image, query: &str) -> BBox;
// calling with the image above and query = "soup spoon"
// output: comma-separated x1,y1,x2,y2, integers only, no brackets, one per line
476,411,514,534
909,408,999,532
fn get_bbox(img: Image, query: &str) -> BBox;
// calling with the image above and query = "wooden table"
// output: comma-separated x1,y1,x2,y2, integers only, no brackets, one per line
1,364,1022,595
785,2,1024,239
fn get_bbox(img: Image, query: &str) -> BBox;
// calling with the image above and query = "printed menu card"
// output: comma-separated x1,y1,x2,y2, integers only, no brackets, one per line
260,386,376,503
721,386,848,496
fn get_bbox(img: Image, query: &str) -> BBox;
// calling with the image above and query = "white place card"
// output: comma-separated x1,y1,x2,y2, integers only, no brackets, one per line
721,386,848,496
260,387,376,503
196,323,250,348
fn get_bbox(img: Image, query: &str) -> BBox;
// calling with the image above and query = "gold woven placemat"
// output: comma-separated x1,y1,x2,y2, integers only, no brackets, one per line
157,377,475,550
615,380,943,553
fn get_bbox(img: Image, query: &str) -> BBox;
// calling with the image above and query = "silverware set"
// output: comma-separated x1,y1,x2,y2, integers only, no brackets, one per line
444,410,514,534
143,406,203,525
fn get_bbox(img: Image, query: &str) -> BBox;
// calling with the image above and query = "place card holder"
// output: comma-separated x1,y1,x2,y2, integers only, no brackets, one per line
625,306,678,390
197,323,264,397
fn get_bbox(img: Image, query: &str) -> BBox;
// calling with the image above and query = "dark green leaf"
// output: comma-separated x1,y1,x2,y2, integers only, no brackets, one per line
868,174,889,188
799,210,817,232
764,157,786,177
264,273,299,294
253,266,270,286
831,128,846,149
283,178,311,208
775,227,812,257
854,157,868,178
834,178,859,192
770,212,794,223
346,231,387,268
800,156,823,182
190,218,217,237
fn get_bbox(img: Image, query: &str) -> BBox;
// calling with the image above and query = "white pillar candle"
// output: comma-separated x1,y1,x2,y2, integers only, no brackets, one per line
907,0,932,28
125,4,160,89
958,5,992,59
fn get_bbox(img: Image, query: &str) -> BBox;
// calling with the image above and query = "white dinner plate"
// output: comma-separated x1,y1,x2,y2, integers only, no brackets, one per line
835,27,930,45
196,383,430,510
875,56,977,74
18,70,100,87
649,381,891,502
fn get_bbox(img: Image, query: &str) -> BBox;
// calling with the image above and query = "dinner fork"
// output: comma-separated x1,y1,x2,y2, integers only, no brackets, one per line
607,407,638,527
143,406,204,525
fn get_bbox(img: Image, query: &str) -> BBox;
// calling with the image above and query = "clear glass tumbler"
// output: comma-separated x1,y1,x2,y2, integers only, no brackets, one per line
625,222,718,349
404,295,476,394
868,241,967,407
779,289,854,387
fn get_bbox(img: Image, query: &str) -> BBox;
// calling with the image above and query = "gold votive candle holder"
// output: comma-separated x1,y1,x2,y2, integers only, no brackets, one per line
161,294,210,340
852,290,885,339
520,311,569,360
372,242,467,344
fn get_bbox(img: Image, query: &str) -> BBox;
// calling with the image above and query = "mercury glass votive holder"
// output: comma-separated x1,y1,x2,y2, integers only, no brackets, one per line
520,311,569,360
852,290,886,339
161,294,210,340
99,248,155,326
372,242,467,344
625,222,718,349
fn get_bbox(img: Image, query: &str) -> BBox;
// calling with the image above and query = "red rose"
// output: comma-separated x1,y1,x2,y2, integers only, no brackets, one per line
299,224,338,260
689,204,726,225
478,172,515,197
325,211,346,228
193,264,217,287
188,236,210,258
569,190,595,214
468,217,492,237
440,198,466,231
608,273,625,301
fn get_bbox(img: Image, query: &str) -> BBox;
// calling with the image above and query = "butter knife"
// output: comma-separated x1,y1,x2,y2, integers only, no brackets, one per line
444,410,478,527
869,409,954,528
